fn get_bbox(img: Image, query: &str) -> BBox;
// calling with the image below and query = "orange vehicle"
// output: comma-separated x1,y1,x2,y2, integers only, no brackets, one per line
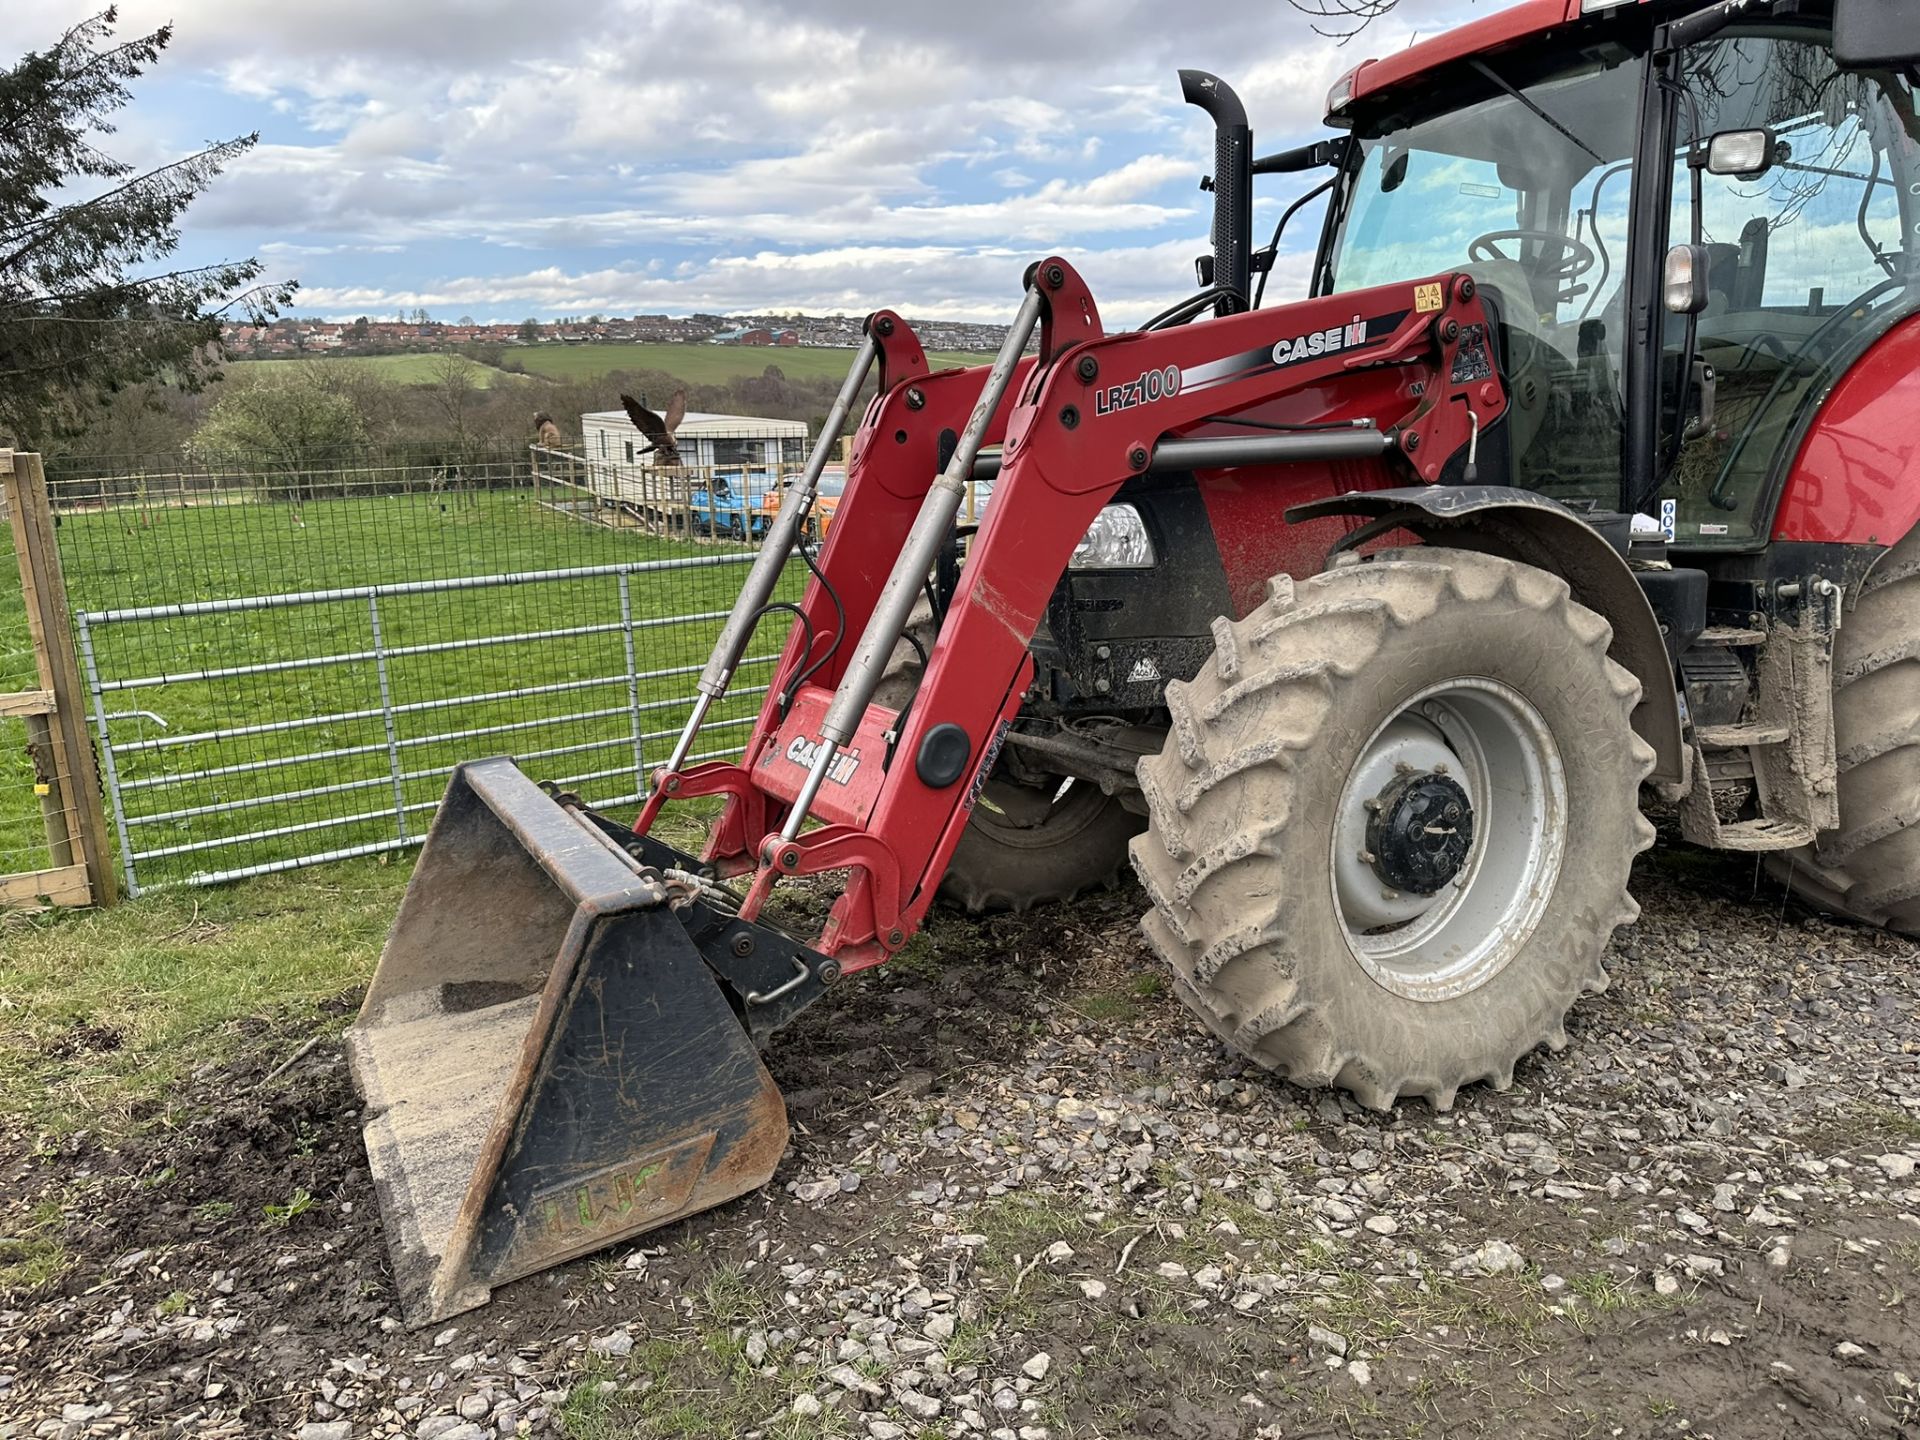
764,469,847,540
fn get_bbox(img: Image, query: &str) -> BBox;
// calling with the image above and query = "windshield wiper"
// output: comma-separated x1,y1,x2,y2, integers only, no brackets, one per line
1469,58,1603,165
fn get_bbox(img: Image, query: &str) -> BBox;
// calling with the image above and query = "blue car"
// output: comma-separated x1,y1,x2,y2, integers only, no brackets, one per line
684,470,780,540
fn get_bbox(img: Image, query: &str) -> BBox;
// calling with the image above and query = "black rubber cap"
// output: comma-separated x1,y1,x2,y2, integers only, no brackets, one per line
915,723,971,789
1366,772,1475,895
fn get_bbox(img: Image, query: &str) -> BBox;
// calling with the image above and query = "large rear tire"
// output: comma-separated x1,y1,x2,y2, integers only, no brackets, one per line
1771,528,1920,935
874,609,1141,915
1131,549,1656,1111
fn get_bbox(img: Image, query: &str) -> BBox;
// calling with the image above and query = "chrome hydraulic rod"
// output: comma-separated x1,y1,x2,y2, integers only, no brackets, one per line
779,284,1046,841
659,332,878,776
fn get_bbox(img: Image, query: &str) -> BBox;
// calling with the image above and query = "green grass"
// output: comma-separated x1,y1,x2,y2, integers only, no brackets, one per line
509,342,987,385
0,863,408,1128
231,343,991,391
230,353,530,387
554,1268,846,1440
2,486,793,889
0,1230,67,1294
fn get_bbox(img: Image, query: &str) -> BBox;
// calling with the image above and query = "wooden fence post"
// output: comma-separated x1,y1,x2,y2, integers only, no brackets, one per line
3,451,119,905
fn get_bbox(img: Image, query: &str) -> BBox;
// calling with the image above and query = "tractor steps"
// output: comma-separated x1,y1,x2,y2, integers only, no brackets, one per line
1696,721,1792,748
1696,625,1769,647
1710,817,1817,851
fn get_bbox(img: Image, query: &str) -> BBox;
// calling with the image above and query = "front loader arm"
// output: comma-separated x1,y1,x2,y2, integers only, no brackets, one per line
640,263,1503,974
834,269,1504,959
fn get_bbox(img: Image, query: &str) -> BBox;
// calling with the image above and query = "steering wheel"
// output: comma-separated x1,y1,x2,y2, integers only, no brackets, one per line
1468,229,1597,283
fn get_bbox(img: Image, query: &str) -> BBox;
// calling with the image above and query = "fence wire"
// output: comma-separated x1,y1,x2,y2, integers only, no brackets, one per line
35,443,803,894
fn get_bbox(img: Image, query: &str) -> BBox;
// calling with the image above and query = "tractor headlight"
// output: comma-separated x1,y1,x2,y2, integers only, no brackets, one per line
1070,504,1155,569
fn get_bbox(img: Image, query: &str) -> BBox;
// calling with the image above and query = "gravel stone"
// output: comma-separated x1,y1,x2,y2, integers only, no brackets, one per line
1306,1324,1348,1359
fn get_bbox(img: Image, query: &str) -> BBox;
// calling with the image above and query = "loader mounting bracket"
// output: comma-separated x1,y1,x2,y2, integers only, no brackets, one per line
581,809,837,1037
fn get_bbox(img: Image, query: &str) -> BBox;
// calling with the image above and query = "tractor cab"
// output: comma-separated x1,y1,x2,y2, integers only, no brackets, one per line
1312,0,1918,545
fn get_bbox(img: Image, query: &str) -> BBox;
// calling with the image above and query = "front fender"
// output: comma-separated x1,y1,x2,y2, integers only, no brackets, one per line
1289,487,1686,788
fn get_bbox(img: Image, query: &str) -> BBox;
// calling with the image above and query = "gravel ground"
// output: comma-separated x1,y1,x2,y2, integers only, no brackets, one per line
2,839,1917,1440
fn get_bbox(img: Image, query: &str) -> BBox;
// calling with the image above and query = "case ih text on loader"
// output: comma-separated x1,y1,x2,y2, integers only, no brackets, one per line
346,0,1920,1324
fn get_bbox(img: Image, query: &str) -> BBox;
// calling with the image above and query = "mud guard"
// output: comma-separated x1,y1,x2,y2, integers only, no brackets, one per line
1287,487,1687,787
347,759,824,1326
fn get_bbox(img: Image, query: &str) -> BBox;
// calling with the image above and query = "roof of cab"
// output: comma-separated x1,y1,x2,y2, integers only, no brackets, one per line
1343,0,1630,110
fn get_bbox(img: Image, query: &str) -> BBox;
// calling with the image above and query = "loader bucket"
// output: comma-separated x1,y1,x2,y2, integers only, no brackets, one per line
346,757,788,1326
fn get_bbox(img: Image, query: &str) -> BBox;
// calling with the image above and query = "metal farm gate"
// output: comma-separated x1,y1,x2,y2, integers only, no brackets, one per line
27,448,795,897
72,556,783,894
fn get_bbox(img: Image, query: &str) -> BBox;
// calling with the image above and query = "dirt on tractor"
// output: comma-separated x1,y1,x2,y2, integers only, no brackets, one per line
3,844,1918,1440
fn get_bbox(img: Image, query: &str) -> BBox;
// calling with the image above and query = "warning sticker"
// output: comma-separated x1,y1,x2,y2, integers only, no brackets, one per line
1414,282,1445,313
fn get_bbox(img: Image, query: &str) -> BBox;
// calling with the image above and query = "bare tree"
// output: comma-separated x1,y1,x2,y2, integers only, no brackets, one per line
1286,0,1401,41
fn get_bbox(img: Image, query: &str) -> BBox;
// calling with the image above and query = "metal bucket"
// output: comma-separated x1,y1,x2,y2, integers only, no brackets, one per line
346,758,788,1325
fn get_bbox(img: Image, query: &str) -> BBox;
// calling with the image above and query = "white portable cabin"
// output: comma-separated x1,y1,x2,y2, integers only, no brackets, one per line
579,410,810,472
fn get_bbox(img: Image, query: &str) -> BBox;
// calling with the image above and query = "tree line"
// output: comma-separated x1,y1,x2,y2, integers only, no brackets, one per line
60,352,870,471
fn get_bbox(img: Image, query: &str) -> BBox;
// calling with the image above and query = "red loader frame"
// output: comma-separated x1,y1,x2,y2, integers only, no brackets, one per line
635,259,1504,973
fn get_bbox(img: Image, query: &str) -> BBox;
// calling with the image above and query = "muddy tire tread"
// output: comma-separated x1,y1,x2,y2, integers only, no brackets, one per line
1132,549,1654,1111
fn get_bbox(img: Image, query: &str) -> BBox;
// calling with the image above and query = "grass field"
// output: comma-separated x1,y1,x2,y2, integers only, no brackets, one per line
1,485,797,892
232,343,989,388
509,341,987,385
231,353,529,387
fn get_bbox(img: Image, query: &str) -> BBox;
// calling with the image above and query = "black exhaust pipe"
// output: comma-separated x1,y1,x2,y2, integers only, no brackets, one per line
1180,69,1252,317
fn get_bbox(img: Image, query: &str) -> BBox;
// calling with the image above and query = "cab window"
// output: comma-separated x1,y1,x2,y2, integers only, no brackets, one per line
1325,46,1645,506
1662,30,1918,544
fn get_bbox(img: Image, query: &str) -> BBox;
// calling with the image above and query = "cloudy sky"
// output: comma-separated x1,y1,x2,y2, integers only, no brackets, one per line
8,0,1477,325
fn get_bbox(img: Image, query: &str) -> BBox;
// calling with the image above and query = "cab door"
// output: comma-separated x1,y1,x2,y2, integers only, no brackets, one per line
1654,25,1918,548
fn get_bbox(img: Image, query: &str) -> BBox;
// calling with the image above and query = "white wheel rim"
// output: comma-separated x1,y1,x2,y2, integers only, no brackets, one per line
1329,678,1568,1002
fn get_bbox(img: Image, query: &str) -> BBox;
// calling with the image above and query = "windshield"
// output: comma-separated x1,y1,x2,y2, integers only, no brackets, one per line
1324,45,1646,504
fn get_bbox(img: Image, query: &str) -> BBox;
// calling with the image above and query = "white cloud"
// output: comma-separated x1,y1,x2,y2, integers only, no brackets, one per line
0,0,1483,321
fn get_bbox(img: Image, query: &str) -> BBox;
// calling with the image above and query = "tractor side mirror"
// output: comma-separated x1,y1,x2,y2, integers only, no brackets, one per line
1702,129,1775,178
1664,243,1711,315
1835,0,1920,68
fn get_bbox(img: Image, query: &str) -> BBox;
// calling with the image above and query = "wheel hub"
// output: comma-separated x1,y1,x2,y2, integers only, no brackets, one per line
1330,679,1568,1003
1366,771,1474,895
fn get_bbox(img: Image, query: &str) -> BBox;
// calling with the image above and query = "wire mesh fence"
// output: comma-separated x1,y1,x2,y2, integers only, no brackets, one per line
25,442,804,895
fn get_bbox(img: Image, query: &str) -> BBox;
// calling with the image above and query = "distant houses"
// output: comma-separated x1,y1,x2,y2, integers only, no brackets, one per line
221,312,1008,360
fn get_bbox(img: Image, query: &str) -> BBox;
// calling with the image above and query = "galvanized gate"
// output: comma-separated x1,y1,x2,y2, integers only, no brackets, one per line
72,553,783,896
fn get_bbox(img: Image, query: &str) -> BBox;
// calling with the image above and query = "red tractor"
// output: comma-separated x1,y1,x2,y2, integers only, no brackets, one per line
348,0,1920,1323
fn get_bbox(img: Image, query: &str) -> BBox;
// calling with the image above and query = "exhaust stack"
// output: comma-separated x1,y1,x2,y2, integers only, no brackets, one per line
1180,69,1252,317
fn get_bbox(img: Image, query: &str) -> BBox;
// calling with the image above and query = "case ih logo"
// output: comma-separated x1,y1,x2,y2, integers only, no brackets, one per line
1272,315,1370,367
1093,364,1182,416
785,735,862,786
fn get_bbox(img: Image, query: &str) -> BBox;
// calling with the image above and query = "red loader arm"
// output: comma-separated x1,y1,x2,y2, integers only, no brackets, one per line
638,262,1504,972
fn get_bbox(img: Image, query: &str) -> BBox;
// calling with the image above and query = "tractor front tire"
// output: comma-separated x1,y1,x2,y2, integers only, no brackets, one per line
1771,527,1920,935
1132,549,1656,1111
